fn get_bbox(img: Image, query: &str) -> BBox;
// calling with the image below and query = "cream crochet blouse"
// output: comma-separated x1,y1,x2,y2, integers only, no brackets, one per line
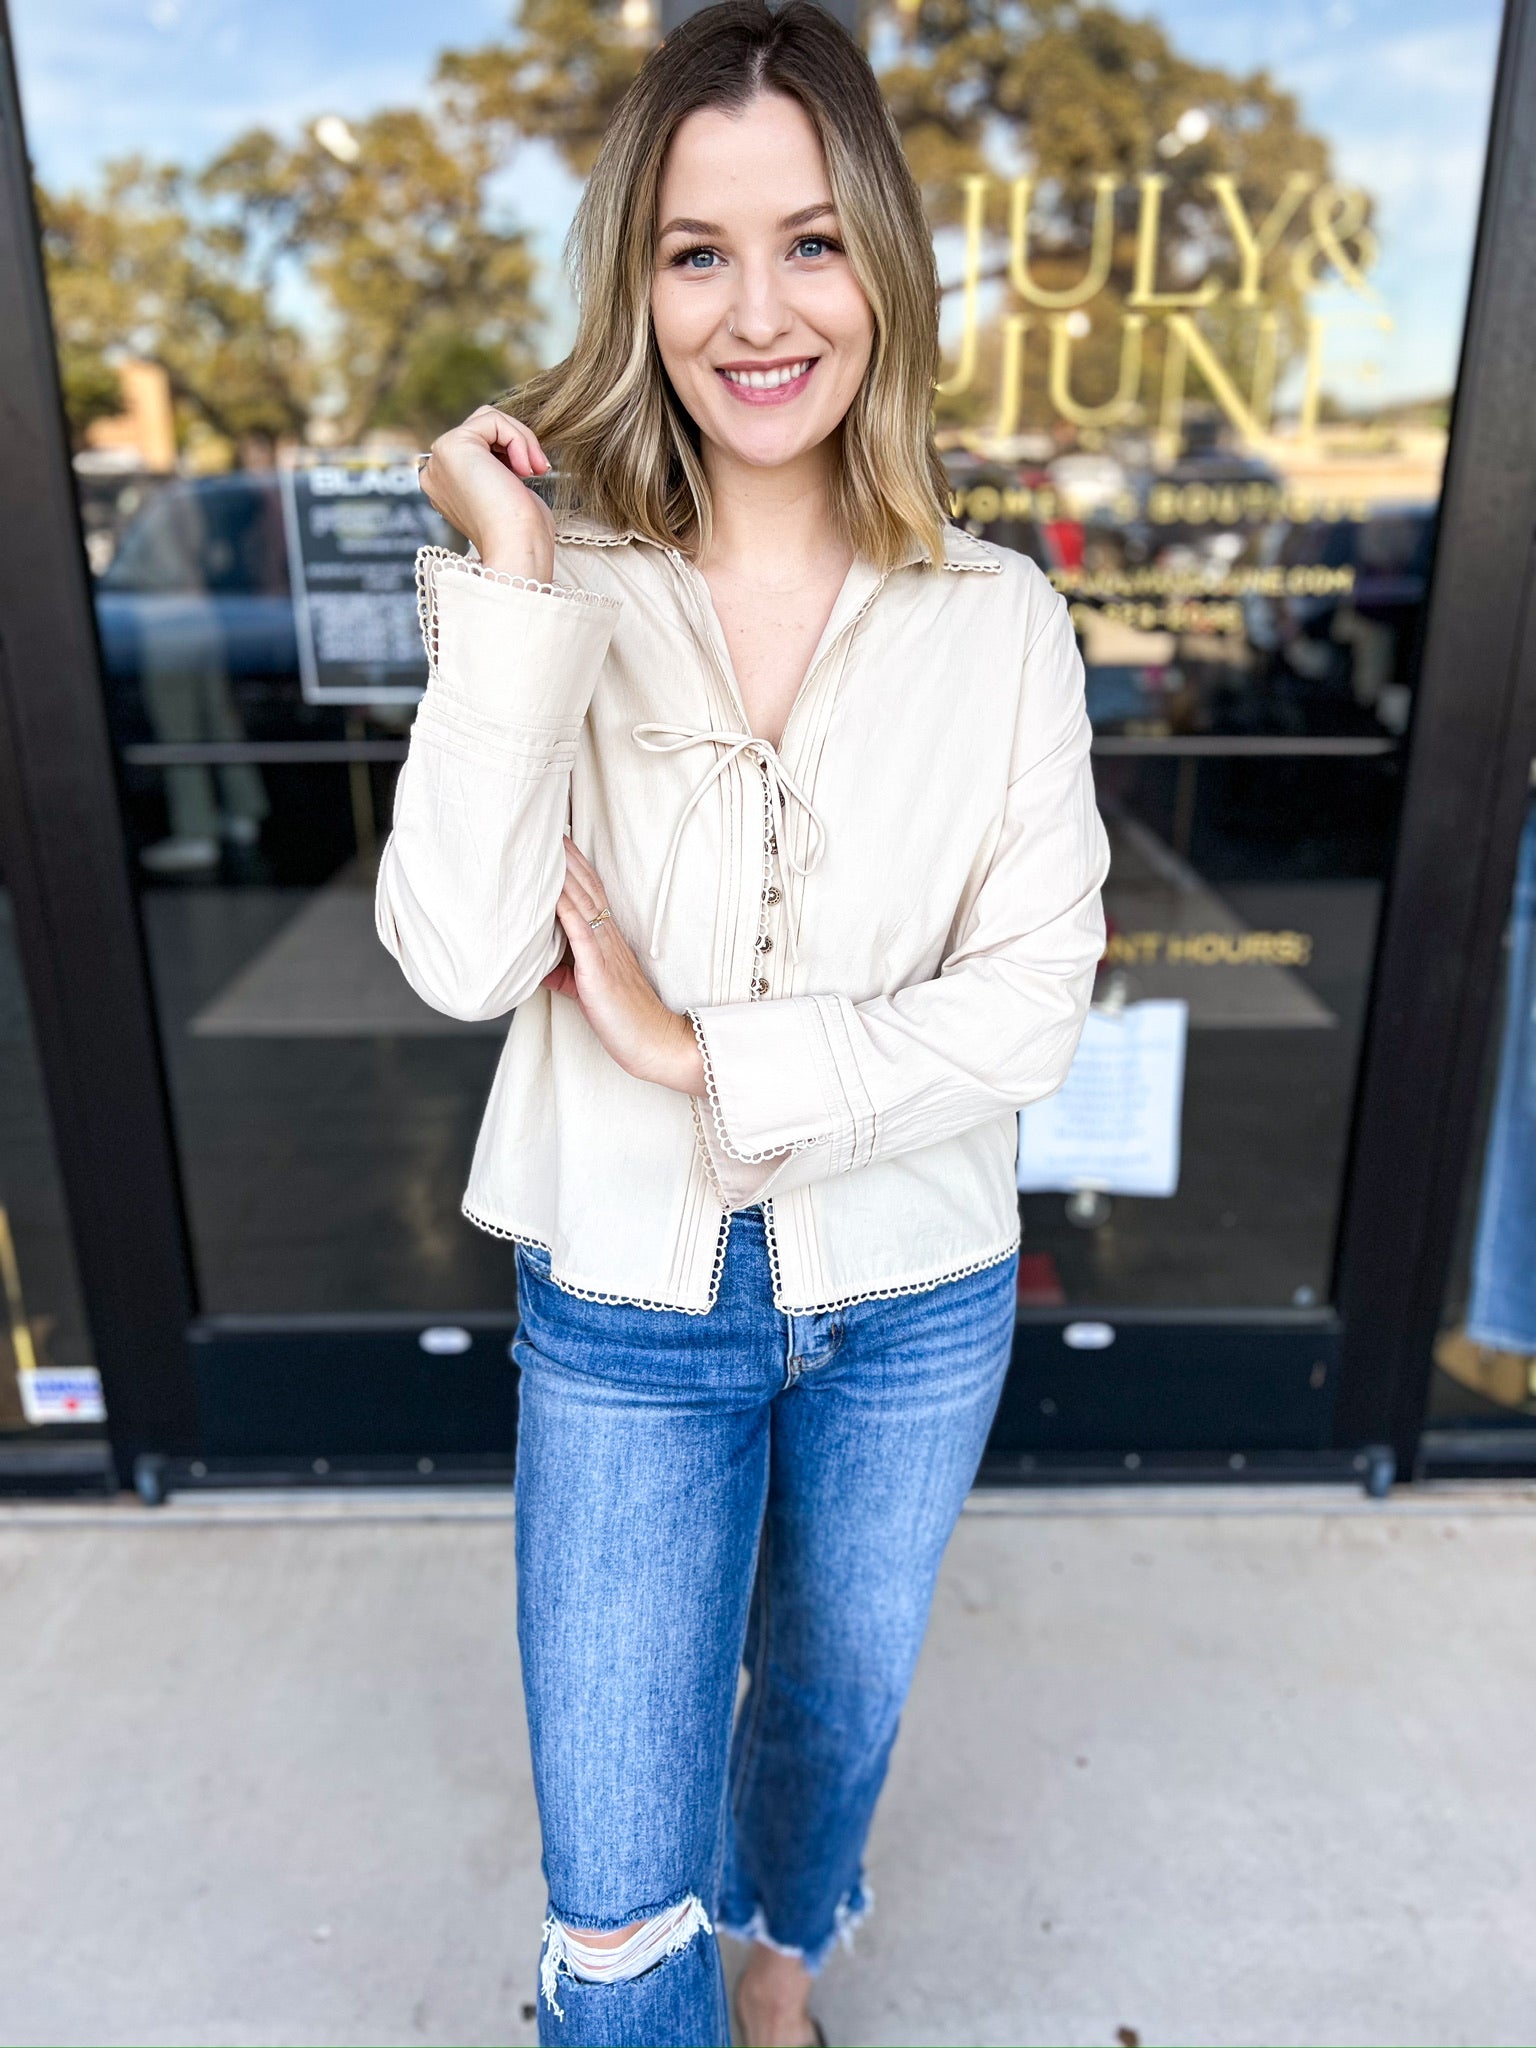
374,509,1110,1314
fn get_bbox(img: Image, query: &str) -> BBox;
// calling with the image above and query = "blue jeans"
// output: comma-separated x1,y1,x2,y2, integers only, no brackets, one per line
1467,795,1536,1353
510,1205,1018,2046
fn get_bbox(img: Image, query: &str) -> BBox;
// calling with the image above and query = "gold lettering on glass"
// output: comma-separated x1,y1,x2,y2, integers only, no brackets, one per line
935,174,990,397
927,169,1386,462
1008,174,1118,309
1129,175,1222,310
1289,184,1381,298
1048,312,1146,428
1205,173,1315,306
991,312,1032,439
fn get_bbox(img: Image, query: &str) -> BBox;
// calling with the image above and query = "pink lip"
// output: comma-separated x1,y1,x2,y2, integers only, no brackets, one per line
715,359,818,406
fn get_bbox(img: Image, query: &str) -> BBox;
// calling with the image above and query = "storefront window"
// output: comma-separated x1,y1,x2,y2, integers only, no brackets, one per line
916,0,1500,1309
9,0,1504,1320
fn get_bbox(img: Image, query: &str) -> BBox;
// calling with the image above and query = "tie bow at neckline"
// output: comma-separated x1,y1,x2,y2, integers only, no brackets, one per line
630,722,827,963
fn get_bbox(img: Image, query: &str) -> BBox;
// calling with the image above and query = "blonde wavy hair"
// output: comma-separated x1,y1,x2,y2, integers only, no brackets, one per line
499,0,952,573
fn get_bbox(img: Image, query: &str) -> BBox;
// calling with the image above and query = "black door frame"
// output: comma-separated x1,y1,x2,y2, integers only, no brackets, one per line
1,0,1534,1495
1328,0,1536,1476
0,8,198,1489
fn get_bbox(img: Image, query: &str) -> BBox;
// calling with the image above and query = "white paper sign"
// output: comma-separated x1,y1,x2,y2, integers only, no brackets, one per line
19,1366,107,1425
1017,999,1188,1198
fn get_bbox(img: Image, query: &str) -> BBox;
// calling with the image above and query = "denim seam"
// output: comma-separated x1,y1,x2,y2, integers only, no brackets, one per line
784,1315,845,1383
728,1517,776,1858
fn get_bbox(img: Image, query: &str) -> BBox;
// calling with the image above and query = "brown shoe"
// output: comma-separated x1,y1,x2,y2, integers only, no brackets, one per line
1435,1324,1536,1409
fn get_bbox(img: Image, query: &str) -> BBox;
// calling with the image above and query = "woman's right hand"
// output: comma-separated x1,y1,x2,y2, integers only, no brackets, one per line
416,404,556,583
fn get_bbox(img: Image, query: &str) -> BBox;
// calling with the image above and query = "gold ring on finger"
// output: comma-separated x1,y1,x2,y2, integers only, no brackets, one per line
588,907,612,931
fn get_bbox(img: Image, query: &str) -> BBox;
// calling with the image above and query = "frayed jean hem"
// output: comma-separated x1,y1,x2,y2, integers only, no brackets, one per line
717,1877,874,1977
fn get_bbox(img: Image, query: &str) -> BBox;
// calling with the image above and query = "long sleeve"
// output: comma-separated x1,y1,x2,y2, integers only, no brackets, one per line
374,545,622,1021
688,591,1109,1206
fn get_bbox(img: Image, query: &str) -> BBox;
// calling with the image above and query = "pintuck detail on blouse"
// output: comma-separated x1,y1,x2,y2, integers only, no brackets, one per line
375,508,1111,1316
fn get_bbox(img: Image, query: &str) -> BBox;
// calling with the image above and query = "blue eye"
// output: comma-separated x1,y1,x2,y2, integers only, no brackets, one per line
665,234,843,270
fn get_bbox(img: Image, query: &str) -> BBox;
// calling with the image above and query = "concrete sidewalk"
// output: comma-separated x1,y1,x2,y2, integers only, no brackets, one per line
1,1483,1533,2047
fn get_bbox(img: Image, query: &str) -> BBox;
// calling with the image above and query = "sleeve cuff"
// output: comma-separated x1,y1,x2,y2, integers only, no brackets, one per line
416,545,620,731
686,995,870,1180
688,1095,796,1211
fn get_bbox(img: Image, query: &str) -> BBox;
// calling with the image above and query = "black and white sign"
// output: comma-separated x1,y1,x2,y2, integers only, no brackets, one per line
279,452,462,705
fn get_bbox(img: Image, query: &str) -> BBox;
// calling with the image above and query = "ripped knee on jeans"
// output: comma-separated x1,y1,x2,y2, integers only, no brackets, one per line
540,1894,714,2019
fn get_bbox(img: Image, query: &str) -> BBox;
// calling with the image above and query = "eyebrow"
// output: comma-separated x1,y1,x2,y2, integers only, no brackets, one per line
656,202,839,240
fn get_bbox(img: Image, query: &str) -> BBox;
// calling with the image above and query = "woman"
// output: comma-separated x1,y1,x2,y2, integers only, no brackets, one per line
382,3,1109,2041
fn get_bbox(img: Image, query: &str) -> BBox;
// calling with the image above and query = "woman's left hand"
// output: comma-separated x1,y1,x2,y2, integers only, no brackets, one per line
544,838,706,1096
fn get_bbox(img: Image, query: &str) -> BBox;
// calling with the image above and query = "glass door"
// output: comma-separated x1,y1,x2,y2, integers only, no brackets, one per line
880,0,1506,1464
9,0,559,1467
0,0,1516,1476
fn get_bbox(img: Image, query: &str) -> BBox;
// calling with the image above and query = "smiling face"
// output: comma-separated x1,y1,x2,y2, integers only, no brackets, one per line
649,90,876,478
